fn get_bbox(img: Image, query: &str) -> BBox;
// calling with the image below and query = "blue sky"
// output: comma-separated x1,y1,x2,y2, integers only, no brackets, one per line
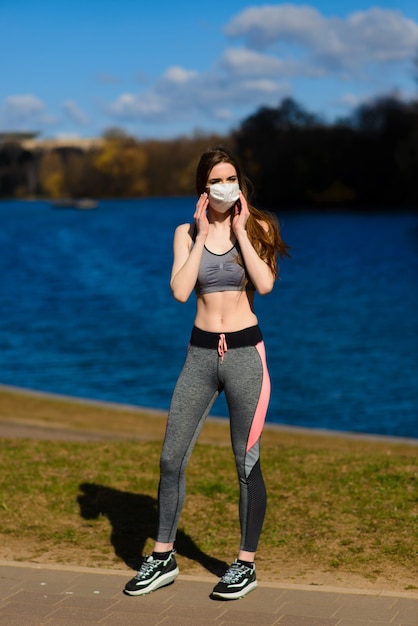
1,0,417,139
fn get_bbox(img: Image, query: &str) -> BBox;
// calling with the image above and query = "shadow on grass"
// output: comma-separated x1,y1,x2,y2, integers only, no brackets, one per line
77,482,228,576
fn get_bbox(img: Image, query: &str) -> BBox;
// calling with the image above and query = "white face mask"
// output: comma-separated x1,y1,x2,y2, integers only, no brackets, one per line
208,182,240,213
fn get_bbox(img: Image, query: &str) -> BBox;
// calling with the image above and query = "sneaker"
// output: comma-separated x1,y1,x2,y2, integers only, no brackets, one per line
211,560,257,600
124,550,179,596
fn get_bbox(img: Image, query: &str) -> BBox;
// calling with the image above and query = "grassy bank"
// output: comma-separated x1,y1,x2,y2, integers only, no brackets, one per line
0,386,417,591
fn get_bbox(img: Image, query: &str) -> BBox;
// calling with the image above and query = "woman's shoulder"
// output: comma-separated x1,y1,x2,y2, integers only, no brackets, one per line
174,222,195,237
175,222,193,233
173,223,196,247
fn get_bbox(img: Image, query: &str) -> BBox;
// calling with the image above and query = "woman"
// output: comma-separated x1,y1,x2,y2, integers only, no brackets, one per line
124,146,289,600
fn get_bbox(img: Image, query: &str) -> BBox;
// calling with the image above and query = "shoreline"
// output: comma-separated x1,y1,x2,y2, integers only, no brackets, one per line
1,382,417,447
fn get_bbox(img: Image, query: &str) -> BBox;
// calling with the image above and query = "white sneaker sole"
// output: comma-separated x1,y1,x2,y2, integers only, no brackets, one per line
211,580,257,600
124,567,179,596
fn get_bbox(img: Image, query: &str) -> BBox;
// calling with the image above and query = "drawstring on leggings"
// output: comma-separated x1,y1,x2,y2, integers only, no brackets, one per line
218,333,228,363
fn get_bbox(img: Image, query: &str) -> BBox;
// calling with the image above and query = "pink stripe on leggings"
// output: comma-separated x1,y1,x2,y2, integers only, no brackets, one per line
246,341,271,452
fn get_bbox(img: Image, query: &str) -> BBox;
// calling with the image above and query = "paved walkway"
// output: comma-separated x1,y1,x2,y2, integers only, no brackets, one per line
0,560,417,626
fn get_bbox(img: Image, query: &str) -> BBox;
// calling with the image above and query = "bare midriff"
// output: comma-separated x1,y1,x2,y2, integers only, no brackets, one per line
194,290,258,333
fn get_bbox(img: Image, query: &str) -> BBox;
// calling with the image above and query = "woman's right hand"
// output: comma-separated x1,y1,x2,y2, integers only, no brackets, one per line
193,192,210,239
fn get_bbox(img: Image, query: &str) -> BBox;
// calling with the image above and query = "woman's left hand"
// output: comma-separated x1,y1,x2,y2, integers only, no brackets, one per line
231,191,249,235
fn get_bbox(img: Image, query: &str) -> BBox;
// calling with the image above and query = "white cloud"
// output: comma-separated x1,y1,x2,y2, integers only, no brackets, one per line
67,4,418,135
221,47,290,76
225,4,324,49
1,4,416,138
241,78,285,94
335,92,367,110
0,94,58,129
106,62,290,127
108,92,168,120
212,107,234,121
225,5,418,73
63,100,89,125
162,66,199,84
220,46,323,78
347,9,418,62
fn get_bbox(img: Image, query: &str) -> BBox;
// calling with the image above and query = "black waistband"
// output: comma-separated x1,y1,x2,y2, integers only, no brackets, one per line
190,325,262,349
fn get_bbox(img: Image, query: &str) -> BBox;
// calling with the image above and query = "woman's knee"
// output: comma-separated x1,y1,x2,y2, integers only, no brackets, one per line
159,450,177,474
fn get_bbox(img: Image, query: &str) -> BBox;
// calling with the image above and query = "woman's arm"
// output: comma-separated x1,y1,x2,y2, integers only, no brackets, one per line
170,193,209,302
232,191,275,295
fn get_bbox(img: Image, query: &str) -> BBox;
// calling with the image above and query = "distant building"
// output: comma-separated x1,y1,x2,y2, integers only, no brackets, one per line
0,132,103,152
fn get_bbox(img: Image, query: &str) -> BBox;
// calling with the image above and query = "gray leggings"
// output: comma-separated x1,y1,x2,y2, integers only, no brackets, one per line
157,325,270,552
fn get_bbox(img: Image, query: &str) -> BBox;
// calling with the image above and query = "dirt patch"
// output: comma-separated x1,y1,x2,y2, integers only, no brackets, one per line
1,535,416,594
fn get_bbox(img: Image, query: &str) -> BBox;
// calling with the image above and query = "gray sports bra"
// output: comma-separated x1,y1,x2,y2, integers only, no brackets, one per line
192,231,255,295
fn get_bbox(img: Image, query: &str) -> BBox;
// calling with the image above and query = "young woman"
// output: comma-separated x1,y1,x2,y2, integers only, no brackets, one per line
124,146,289,600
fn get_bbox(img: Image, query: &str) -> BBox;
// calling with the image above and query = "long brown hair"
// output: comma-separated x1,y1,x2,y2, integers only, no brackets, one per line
196,146,290,279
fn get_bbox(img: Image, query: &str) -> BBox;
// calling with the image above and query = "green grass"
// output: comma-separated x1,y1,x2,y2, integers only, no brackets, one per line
0,436,417,587
0,386,417,590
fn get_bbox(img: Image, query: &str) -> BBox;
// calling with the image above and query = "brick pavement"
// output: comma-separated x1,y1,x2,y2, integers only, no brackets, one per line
0,561,417,626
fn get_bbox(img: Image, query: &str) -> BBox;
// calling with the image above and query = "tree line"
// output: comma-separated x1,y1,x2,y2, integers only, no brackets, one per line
0,96,417,210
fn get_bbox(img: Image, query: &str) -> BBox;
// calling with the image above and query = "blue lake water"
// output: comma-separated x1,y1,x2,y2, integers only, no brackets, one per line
0,199,417,439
